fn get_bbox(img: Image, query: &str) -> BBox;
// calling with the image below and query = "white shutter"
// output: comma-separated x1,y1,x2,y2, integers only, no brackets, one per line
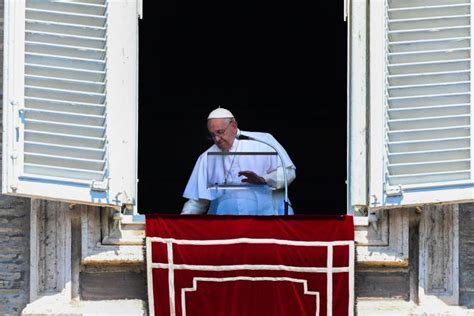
369,0,474,208
3,0,139,209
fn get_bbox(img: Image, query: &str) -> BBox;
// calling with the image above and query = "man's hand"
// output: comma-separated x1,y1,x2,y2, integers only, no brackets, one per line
238,171,266,184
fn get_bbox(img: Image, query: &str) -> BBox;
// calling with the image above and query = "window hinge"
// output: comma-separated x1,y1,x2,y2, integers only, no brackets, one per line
90,179,109,192
385,185,403,197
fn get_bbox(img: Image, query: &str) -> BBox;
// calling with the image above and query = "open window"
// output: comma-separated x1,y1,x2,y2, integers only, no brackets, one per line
368,0,474,209
2,0,139,210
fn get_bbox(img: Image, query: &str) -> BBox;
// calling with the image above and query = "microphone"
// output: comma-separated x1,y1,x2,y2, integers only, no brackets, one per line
236,133,290,215
236,134,253,141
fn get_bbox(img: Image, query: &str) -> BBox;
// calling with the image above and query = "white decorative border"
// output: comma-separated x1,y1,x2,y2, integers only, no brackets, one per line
146,237,354,316
181,277,320,316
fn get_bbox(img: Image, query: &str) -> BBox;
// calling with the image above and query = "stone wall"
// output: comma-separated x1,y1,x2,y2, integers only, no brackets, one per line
0,2,31,314
460,203,474,308
0,197,30,316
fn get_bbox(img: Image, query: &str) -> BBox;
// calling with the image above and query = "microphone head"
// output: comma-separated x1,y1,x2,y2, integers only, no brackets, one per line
237,134,253,140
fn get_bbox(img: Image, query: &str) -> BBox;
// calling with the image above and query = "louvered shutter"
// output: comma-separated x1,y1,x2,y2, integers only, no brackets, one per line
3,0,139,209
369,0,474,208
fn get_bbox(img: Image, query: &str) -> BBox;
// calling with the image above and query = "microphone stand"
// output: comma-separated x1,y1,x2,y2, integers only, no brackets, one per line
237,134,289,215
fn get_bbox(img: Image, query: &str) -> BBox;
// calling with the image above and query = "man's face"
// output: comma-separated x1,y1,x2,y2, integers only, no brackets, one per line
207,118,237,151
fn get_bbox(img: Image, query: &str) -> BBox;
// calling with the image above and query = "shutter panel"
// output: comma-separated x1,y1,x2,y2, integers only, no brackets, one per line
369,0,474,208
24,0,108,182
3,0,138,209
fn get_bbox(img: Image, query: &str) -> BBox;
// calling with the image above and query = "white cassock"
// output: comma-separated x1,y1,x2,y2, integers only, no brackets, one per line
182,130,296,215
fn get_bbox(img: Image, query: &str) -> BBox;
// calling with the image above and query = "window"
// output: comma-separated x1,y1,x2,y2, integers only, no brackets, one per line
2,0,139,210
368,0,474,209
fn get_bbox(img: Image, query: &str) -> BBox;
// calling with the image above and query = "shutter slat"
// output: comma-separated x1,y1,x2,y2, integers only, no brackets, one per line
389,59,469,75
26,31,105,49
388,5,470,20
389,126,469,142
25,152,105,171
26,19,106,37
25,108,105,126
66,0,106,5
25,130,105,149
389,48,469,64
389,15,469,30
26,0,106,16
388,114,469,131
388,159,470,175
25,97,105,115
389,70,470,86
388,137,470,153
388,104,469,119
25,141,105,160
26,64,105,82
26,9,105,27
389,148,470,164
24,163,105,181
388,82,469,97
389,26,469,42
390,0,470,10
389,38,470,53
389,93,469,108
26,42,105,60
25,86,105,104
26,53,105,71
26,75,105,93
25,119,105,138
389,170,470,185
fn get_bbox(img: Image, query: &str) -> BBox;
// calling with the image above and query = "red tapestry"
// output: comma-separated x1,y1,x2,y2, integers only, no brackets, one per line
145,215,354,316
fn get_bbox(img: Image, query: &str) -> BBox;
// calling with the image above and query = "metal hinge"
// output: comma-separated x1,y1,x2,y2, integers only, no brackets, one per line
385,185,403,197
90,179,109,192
113,191,135,212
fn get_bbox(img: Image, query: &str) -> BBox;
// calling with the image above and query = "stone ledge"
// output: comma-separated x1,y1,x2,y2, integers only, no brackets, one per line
22,296,147,316
357,299,474,316
82,245,144,266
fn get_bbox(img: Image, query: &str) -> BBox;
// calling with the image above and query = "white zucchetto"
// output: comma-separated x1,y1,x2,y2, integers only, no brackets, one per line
207,107,234,119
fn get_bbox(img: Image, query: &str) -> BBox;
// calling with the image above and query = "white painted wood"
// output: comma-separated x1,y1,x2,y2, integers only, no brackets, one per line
369,0,386,209
368,0,474,209
347,0,367,214
2,0,139,211
104,0,138,211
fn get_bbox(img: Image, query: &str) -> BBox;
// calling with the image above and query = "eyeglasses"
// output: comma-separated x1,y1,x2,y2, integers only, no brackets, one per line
208,120,233,140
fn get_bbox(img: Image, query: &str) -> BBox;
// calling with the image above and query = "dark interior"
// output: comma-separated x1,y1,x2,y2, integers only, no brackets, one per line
138,1,347,215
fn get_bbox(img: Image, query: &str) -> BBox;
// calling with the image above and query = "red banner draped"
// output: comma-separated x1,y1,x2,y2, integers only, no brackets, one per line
146,215,354,316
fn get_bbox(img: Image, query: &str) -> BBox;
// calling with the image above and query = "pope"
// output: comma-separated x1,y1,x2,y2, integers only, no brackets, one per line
181,107,296,215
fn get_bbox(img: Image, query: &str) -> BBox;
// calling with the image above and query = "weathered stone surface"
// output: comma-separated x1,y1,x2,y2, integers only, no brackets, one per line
460,203,474,308
80,271,147,300
356,268,410,300
0,4,30,312
0,197,30,315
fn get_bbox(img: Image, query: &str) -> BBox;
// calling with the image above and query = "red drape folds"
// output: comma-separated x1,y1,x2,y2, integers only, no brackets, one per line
146,215,354,316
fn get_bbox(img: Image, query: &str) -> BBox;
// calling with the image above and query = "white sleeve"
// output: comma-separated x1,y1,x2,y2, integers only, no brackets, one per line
262,167,296,189
181,199,210,215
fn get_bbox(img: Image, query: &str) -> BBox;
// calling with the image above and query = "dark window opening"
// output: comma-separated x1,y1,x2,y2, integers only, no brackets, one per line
138,2,347,215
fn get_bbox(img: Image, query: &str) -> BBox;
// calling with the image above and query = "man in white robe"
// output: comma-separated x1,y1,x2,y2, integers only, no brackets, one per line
181,107,296,215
